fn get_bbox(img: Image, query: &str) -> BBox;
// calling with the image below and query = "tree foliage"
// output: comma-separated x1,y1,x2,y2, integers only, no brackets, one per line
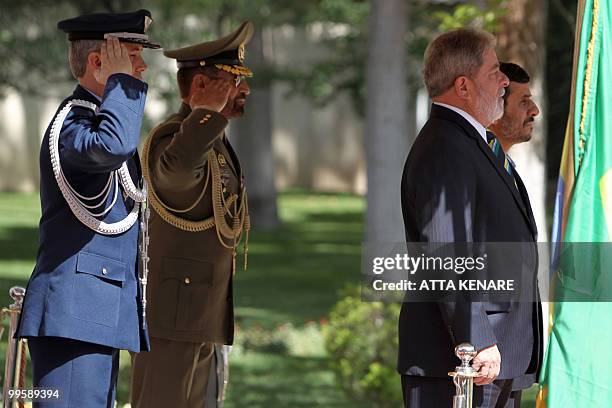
285,0,508,116
0,0,578,180
0,0,144,95
433,0,506,33
0,0,549,111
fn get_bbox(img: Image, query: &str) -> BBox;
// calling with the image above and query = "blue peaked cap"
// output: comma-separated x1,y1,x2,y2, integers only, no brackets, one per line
57,9,161,49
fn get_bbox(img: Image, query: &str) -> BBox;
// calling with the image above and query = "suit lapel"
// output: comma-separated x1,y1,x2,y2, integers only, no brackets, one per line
474,138,529,216
223,136,242,178
132,150,143,180
512,168,538,239
430,104,532,230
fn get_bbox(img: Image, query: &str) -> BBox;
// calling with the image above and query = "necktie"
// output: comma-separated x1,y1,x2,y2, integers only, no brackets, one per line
486,131,514,178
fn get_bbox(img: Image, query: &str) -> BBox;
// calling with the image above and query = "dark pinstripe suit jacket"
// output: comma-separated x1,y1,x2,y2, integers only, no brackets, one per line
398,104,542,386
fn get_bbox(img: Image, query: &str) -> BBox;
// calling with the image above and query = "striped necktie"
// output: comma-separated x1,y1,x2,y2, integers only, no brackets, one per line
486,131,514,177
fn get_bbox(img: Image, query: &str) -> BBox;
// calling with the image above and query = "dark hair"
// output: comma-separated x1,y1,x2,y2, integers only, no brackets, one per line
176,66,219,98
68,40,102,79
500,62,530,83
500,62,530,102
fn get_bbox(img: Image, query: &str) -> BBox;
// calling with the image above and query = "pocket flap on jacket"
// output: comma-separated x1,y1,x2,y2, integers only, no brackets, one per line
484,301,511,313
162,257,214,286
76,252,127,282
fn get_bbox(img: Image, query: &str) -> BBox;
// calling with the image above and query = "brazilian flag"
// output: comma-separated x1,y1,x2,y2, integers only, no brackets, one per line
538,0,612,406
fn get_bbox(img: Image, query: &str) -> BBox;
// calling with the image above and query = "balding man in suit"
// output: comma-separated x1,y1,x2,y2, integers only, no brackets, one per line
398,29,542,408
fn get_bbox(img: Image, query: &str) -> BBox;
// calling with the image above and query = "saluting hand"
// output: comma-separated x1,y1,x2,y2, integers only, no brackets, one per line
96,37,133,85
472,344,501,386
189,78,232,112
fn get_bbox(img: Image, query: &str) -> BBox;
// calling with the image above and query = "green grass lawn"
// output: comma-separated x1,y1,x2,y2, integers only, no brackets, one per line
0,191,367,407
0,191,537,407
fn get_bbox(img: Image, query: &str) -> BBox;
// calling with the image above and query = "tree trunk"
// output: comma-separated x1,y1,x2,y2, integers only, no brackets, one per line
364,0,409,243
496,0,548,242
230,26,280,229
292,27,316,190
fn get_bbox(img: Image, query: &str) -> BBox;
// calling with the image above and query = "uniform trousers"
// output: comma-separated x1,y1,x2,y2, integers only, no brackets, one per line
131,337,215,408
401,376,522,408
27,336,119,408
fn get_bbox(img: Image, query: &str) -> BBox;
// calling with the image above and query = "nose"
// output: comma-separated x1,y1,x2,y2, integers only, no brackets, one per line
530,101,540,117
239,80,250,95
134,55,147,74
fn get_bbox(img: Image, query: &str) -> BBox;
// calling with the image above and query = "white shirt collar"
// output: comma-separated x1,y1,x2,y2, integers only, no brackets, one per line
433,102,487,143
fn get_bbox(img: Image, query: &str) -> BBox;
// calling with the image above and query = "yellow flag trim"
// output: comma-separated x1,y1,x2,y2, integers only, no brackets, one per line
599,170,612,239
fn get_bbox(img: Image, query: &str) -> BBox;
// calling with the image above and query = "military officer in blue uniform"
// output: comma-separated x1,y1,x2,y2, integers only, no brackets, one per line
16,9,159,408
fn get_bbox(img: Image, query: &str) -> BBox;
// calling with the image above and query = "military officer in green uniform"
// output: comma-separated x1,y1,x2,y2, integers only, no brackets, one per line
130,22,252,408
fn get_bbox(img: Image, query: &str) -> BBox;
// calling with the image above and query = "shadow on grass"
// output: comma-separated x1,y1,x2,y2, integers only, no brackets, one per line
300,211,363,224
0,226,38,261
234,210,363,326
0,192,367,407
225,353,367,408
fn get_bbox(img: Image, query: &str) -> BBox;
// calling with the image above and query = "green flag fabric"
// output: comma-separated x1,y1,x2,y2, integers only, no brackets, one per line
539,0,612,406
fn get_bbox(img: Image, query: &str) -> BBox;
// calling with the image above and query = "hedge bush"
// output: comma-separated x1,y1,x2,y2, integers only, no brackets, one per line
324,287,402,407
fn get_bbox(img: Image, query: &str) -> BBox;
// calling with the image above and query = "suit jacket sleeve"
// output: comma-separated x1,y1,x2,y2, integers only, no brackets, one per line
404,138,497,351
59,73,148,173
151,108,229,192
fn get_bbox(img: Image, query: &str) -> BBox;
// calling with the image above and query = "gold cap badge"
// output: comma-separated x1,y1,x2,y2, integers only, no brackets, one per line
238,43,245,62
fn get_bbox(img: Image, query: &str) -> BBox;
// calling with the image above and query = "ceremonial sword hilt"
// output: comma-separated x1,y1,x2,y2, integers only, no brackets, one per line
2,286,27,408
448,343,477,408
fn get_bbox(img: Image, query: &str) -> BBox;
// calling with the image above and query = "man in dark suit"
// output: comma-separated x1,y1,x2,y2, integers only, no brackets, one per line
130,22,252,408
398,29,542,407
16,10,159,407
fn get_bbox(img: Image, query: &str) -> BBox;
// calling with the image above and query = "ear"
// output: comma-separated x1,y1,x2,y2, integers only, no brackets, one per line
454,76,470,100
87,51,102,69
191,74,208,92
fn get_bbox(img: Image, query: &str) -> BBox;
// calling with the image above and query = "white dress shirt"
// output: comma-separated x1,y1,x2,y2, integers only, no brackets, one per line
433,102,487,144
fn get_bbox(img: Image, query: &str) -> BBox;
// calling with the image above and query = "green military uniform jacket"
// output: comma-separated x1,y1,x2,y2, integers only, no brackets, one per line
142,103,247,344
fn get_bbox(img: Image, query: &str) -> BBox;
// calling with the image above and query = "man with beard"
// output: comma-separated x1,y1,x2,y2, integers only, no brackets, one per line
490,62,540,152
130,22,252,408
399,29,541,407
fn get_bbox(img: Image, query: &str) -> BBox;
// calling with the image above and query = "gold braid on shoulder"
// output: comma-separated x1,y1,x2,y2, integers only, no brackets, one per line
142,127,251,273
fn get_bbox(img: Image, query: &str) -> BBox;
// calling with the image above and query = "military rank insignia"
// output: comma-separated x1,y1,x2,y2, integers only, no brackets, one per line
218,153,231,186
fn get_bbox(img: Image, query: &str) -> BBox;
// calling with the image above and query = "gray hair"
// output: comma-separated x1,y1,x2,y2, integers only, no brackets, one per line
423,28,496,97
68,40,102,79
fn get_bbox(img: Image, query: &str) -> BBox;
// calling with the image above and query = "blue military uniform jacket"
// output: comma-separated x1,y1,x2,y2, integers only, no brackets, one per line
17,73,150,352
